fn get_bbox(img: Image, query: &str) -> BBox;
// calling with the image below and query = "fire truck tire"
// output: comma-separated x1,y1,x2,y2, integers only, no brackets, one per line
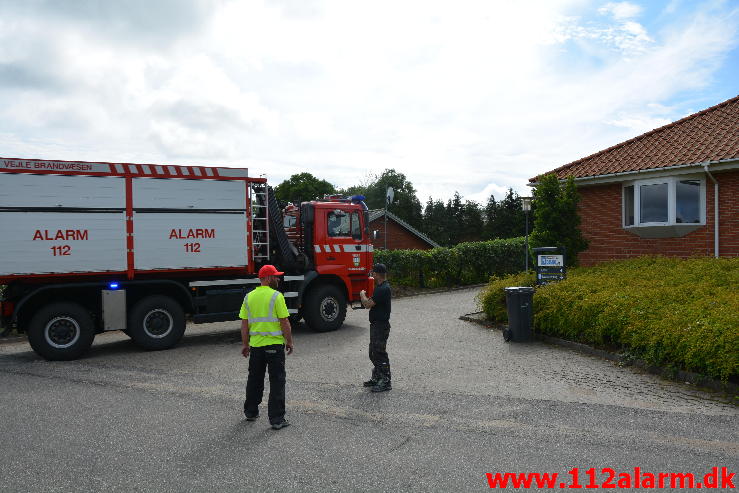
127,295,186,350
303,284,346,332
27,302,95,361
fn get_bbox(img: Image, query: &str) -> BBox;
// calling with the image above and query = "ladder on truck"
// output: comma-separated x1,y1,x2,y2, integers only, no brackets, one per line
250,185,269,261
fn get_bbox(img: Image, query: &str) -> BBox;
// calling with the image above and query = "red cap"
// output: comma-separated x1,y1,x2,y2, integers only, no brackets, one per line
258,265,284,278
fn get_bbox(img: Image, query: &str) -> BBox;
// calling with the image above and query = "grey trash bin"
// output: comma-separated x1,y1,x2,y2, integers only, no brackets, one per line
504,287,534,342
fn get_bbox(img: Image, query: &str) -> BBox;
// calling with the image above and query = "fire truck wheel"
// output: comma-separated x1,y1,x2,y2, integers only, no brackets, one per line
27,302,95,361
303,284,346,332
128,296,186,350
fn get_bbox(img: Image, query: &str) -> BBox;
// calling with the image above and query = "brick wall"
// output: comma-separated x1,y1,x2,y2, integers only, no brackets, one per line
369,218,434,250
577,169,738,266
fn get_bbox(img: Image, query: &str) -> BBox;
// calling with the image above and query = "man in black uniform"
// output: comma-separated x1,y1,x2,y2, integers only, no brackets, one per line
360,263,392,392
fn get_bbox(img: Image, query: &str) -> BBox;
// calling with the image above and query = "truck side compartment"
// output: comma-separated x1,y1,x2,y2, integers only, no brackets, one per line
0,157,373,360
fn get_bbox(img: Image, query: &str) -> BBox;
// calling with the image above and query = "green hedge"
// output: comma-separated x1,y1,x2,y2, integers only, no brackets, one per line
476,271,536,322
477,257,739,381
375,238,526,288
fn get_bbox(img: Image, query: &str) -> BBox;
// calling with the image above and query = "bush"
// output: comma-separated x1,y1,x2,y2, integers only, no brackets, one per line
476,271,536,322
530,174,588,266
375,238,526,288
477,256,739,381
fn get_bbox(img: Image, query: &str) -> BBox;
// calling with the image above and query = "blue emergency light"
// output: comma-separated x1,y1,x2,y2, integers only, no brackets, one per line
108,282,119,290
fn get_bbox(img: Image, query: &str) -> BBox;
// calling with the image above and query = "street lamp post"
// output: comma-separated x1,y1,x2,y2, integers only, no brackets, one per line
384,187,394,250
521,196,532,271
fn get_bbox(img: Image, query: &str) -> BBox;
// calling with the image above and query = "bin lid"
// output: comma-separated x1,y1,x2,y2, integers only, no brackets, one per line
504,286,535,293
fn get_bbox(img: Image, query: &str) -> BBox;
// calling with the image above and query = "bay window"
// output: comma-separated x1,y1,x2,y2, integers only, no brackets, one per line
622,176,705,237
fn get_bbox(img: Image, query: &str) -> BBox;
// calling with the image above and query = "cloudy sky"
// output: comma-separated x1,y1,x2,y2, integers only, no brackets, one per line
0,0,737,203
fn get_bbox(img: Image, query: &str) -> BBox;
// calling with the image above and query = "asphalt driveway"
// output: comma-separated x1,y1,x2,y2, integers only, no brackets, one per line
0,287,736,492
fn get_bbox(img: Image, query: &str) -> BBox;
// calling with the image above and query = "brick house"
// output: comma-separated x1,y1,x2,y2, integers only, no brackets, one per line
530,95,738,266
368,209,440,250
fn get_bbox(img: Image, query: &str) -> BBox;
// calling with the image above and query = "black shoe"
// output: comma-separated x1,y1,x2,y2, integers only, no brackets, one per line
271,419,290,430
363,379,378,387
371,380,392,392
244,413,259,421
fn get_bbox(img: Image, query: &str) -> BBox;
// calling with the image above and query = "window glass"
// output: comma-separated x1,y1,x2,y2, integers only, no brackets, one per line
676,180,700,223
283,215,296,228
327,211,351,237
351,212,361,238
639,183,668,223
624,185,634,226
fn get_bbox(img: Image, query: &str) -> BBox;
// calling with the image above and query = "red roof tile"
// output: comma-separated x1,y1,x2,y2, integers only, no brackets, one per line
530,95,739,182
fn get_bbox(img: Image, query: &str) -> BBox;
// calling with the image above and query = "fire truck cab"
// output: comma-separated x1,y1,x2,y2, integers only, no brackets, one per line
281,196,373,331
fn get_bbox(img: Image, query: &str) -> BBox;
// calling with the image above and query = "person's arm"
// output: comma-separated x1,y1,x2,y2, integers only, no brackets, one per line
273,292,293,355
280,317,293,355
240,319,250,358
360,289,376,309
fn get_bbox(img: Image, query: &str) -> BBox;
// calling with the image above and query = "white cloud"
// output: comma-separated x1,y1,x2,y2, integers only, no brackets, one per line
464,182,511,205
0,0,737,205
557,12,653,56
604,115,672,134
598,1,642,20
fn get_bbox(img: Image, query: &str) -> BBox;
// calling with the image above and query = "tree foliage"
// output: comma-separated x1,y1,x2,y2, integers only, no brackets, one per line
360,169,423,229
482,188,527,241
274,172,336,204
422,198,449,245
420,192,486,246
529,174,588,266
277,168,532,249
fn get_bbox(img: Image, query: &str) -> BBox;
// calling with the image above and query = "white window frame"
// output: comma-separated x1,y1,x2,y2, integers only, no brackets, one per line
622,175,706,229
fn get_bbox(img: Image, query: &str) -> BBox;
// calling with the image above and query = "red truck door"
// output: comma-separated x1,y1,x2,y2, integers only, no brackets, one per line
319,207,369,274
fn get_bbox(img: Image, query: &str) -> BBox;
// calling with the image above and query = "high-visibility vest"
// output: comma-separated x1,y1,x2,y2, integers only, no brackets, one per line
243,286,285,347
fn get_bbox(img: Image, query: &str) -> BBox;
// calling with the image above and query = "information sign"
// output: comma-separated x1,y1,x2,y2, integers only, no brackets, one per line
533,247,566,285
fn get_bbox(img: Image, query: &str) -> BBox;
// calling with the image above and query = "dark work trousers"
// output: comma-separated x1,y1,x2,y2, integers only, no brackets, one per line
244,344,286,424
369,321,391,382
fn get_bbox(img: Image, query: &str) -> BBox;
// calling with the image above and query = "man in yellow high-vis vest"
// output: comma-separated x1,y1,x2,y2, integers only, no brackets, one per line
240,264,294,430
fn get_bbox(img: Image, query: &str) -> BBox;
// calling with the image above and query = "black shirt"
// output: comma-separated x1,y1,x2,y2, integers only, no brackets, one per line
369,281,391,323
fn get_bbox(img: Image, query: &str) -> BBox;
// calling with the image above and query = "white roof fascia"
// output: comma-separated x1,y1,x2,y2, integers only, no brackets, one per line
528,158,739,187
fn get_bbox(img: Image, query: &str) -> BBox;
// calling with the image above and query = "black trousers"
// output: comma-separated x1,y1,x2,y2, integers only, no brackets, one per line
244,344,286,423
369,321,391,382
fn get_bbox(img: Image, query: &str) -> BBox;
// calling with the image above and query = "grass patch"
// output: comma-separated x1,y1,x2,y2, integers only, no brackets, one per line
476,256,739,382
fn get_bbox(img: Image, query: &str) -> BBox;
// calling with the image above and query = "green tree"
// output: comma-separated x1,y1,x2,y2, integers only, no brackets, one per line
423,197,450,246
482,188,526,239
274,172,336,204
497,188,526,239
459,200,483,243
445,192,463,245
482,194,498,240
363,169,423,229
529,174,588,266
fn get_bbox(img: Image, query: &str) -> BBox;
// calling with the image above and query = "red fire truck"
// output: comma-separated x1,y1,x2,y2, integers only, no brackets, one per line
0,157,374,360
